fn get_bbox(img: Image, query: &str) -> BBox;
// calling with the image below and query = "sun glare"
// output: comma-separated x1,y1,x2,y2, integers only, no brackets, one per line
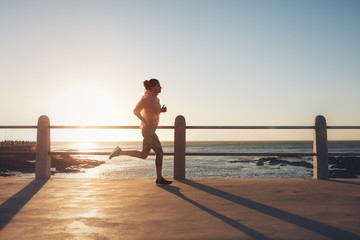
71,141,97,151
50,85,119,126
49,84,136,141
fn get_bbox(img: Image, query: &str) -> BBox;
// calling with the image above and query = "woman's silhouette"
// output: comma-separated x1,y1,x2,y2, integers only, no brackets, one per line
109,79,172,185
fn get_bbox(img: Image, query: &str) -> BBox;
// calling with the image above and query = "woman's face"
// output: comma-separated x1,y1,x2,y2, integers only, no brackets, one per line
151,82,162,94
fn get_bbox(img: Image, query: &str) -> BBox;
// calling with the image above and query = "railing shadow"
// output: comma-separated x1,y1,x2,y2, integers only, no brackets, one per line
0,179,48,230
159,185,272,240
180,179,359,240
328,179,360,186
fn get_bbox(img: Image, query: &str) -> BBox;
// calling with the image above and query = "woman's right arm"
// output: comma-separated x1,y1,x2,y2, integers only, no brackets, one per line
134,98,148,125
134,112,147,124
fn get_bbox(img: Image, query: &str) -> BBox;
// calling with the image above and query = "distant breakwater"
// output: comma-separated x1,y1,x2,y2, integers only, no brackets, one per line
0,141,36,152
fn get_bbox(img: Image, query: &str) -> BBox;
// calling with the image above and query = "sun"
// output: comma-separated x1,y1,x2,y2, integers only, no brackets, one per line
50,84,119,126
49,84,137,141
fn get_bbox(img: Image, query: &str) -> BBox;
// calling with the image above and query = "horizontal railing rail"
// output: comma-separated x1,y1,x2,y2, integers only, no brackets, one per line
1,115,360,179
187,126,315,129
327,126,360,129
0,125,174,129
48,151,170,156
0,126,38,129
1,125,360,129
49,125,175,129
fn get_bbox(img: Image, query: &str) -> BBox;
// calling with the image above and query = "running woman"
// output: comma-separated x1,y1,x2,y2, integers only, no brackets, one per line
109,79,172,185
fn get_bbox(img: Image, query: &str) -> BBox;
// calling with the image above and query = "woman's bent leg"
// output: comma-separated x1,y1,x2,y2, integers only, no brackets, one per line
142,129,164,180
120,150,147,159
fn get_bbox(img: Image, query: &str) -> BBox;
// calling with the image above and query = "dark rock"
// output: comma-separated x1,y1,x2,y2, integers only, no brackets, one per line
258,157,278,162
255,157,313,168
0,153,105,175
228,158,253,163
56,166,83,173
329,156,360,174
256,161,264,166
0,171,16,177
269,159,285,165
289,161,313,168
329,169,358,178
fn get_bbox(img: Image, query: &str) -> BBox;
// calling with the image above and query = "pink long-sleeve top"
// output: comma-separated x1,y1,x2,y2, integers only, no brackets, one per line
133,90,162,129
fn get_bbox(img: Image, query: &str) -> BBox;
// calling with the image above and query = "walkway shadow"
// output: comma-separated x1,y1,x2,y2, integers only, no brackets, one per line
329,179,360,186
159,185,272,240
0,179,48,230
180,179,359,240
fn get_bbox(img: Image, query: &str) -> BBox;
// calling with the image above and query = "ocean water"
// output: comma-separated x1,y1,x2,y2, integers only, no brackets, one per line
35,141,360,179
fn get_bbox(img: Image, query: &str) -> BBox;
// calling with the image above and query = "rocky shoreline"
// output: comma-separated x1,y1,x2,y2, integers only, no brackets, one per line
0,153,105,176
329,156,360,178
230,156,360,178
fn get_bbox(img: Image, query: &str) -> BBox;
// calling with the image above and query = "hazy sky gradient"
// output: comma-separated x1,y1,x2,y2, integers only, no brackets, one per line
1,0,359,141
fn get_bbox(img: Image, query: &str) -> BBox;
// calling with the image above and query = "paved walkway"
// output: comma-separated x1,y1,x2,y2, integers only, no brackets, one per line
0,178,359,240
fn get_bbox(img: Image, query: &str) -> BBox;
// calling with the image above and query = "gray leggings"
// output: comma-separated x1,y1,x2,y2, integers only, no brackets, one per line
141,128,164,167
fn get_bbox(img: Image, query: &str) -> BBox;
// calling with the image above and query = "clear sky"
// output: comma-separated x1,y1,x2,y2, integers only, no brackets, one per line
1,0,359,141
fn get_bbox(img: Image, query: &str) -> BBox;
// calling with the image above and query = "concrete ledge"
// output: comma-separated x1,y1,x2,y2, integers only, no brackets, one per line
1,178,360,240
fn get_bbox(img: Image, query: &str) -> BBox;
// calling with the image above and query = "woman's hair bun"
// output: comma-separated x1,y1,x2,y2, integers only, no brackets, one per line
143,79,159,90
143,80,150,89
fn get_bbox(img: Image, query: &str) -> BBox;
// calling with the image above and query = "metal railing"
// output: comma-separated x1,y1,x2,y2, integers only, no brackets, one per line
183,125,360,157
1,115,359,180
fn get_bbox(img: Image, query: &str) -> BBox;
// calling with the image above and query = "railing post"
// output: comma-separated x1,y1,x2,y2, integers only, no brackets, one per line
36,115,51,179
313,115,329,179
174,115,186,180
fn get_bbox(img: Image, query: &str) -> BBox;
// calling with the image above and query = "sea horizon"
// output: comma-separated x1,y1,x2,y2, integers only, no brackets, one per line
3,139,360,145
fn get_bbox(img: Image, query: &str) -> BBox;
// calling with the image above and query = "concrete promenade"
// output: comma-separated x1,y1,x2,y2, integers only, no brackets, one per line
0,178,359,240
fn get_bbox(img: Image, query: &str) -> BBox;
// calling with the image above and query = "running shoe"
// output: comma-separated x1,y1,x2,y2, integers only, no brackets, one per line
109,146,122,159
156,177,172,185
